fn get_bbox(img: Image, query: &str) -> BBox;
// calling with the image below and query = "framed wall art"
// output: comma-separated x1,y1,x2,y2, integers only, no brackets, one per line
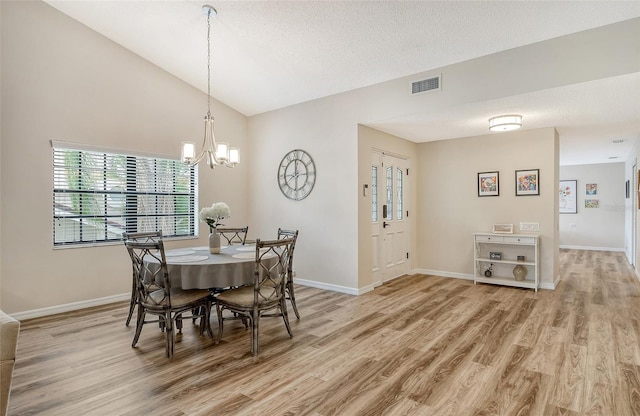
492,224,514,234
515,169,540,196
586,183,597,195
478,171,499,197
559,180,577,214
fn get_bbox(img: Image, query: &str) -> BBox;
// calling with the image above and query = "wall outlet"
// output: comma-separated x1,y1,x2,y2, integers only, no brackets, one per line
519,222,540,232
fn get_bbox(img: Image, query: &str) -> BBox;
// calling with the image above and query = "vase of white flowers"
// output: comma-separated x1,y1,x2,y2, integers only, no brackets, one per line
199,202,231,254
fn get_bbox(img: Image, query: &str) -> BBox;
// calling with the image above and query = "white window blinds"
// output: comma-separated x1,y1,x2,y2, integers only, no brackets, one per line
53,143,198,246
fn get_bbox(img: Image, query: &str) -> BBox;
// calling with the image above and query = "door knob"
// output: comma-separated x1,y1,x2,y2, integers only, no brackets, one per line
383,221,390,228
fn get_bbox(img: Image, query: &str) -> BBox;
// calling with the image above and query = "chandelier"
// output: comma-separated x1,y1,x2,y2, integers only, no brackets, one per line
181,5,239,169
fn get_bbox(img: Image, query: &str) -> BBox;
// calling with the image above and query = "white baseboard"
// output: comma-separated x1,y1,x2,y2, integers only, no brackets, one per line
295,278,366,296
10,293,130,321
559,245,624,252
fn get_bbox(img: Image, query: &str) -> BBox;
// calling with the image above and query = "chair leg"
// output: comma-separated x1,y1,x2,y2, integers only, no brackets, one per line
132,306,145,347
126,281,137,326
176,314,183,334
215,303,224,344
251,312,259,356
165,312,174,358
201,300,214,338
287,281,300,319
280,298,293,338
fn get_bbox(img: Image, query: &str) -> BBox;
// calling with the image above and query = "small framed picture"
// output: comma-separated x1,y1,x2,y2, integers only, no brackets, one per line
515,169,540,196
492,224,514,234
585,199,599,208
517,255,526,262
586,183,597,195
489,252,502,260
478,171,499,197
560,180,577,214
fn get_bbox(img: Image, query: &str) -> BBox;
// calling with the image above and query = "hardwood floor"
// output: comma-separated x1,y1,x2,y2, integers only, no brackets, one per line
8,249,640,415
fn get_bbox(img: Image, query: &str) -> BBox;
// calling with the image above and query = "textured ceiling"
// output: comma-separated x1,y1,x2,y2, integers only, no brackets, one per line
44,1,640,165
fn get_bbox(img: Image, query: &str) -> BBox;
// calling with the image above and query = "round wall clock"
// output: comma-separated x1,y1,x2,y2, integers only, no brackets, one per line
278,149,316,201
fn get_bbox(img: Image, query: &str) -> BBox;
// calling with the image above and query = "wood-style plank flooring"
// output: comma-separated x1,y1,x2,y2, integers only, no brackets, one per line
8,249,640,415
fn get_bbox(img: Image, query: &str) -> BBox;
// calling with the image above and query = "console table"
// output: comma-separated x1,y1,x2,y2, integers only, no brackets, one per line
473,233,539,292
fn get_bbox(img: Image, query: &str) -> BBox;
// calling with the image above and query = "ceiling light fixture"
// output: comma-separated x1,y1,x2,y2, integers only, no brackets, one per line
181,5,239,169
489,114,522,132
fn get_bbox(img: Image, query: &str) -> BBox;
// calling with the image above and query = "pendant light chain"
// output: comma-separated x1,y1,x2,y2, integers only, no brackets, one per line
207,9,212,118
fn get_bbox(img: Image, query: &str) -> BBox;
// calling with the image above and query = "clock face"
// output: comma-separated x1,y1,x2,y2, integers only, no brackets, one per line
278,149,316,201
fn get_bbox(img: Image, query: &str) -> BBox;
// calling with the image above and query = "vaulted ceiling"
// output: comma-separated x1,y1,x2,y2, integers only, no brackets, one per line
45,1,640,165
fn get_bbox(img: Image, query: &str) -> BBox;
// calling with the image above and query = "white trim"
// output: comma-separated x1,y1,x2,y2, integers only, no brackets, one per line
9,293,130,321
295,278,366,296
371,147,409,161
559,245,624,252
50,139,177,160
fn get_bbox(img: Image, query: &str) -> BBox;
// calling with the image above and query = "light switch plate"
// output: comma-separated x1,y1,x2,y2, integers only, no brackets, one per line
520,222,539,232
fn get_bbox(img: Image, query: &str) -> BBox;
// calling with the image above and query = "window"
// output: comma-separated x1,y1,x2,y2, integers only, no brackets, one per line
53,142,197,247
385,166,393,220
371,166,378,222
396,167,404,220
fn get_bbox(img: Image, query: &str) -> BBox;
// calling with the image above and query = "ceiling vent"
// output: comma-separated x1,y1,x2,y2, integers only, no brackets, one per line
411,76,441,94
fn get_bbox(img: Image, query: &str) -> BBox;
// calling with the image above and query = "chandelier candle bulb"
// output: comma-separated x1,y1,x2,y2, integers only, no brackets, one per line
181,142,196,161
229,148,240,165
216,142,229,161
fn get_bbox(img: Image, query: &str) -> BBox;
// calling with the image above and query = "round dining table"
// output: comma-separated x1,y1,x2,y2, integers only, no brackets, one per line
160,244,263,289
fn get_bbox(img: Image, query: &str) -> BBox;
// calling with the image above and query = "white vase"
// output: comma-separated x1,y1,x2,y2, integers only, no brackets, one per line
209,228,221,254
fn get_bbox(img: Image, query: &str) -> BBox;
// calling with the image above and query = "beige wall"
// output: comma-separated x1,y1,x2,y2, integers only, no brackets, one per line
559,163,625,250
0,1,250,313
415,128,560,288
247,93,361,292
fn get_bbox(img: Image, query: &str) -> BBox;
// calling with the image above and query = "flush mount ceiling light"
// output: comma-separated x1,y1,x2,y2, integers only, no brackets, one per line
181,5,239,169
489,114,522,132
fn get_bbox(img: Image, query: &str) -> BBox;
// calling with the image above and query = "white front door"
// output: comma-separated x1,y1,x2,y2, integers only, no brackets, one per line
371,151,410,286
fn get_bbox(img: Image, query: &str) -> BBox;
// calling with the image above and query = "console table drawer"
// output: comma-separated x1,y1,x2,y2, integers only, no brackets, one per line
503,236,535,244
475,235,504,243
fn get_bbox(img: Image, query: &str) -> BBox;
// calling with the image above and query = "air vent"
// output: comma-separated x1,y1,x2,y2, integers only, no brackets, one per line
412,76,440,94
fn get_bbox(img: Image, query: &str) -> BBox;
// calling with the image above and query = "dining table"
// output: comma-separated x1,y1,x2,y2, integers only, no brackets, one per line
157,244,266,290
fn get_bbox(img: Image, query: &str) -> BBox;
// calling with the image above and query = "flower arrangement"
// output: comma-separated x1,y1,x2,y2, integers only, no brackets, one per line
199,202,231,232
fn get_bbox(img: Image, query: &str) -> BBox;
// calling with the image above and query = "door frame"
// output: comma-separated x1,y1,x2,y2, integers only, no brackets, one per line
370,148,412,286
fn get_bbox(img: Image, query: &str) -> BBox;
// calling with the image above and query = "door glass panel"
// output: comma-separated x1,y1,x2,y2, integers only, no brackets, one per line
385,166,393,220
371,166,378,222
396,167,404,220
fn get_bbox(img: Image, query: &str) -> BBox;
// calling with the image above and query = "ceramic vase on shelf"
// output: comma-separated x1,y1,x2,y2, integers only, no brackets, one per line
209,227,221,254
512,264,527,281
